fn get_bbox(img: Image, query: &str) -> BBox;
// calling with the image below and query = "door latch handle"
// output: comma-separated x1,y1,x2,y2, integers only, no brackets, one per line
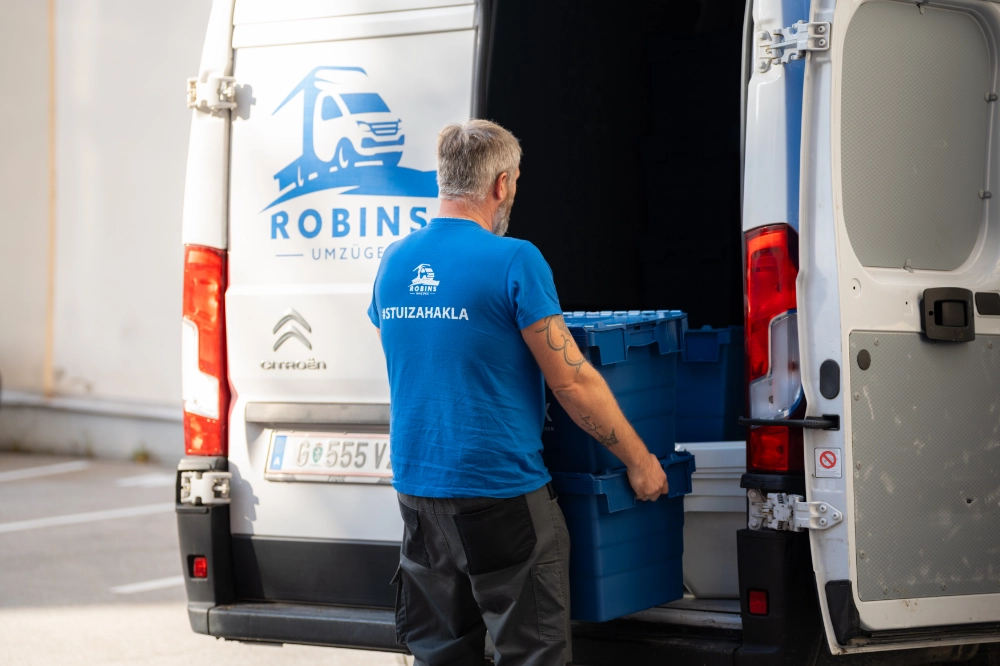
921,287,975,342
738,415,840,431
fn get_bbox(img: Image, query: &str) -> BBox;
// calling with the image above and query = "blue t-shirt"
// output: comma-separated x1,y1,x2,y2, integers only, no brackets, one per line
368,217,562,498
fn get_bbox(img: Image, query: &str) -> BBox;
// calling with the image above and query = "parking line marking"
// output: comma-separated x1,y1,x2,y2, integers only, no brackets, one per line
111,575,185,595
116,473,175,488
0,460,89,483
0,502,173,534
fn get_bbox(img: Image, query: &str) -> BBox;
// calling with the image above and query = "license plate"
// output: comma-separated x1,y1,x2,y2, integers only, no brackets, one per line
264,431,392,484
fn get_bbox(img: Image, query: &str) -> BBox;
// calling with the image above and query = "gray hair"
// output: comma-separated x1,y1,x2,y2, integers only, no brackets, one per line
436,120,522,201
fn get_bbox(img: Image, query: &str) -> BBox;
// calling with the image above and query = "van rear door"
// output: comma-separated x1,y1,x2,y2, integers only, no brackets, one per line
224,1,476,606
794,0,1000,654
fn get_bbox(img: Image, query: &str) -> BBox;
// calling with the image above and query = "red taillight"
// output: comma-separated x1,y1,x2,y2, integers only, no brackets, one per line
182,245,229,456
745,225,798,382
748,589,768,616
744,225,802,474
748,426,804,473
192,556,208,579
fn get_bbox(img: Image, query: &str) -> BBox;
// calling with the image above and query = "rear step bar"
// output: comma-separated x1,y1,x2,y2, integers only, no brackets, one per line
208,602,402,652
206,600,1000,663
626,597,742,631
204,598,742,650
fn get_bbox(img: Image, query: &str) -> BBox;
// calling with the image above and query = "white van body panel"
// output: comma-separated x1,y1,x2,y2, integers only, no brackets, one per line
224,4,476,542
233,0,473,26
227,409,403,539
796,0,851,654
232,5,475,49
181,0,235,250
226,288,389,403
796,0,1000,653
742,0,806,232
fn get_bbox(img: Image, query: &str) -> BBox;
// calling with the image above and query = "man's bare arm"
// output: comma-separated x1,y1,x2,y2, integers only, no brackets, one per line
523,315,668,500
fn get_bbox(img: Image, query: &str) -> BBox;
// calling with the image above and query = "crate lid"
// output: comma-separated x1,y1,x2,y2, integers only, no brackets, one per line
561,310,686,365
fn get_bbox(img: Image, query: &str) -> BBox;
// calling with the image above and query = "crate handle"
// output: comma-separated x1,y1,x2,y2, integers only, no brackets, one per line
550,453,695,514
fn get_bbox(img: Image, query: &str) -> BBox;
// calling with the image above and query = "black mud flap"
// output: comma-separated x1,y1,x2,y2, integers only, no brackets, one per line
734,527,822,666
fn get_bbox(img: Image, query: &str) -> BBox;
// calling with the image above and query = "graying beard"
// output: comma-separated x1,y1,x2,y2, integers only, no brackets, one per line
492,216,509,237
492,199,512,236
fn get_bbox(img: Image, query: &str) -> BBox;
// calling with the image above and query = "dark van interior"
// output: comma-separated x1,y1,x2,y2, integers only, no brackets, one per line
481,0,747,329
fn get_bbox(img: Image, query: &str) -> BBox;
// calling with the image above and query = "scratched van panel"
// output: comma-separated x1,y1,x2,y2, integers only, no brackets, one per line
849,331,1000,601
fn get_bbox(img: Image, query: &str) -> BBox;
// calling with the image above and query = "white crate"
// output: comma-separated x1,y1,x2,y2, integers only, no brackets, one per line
676,441,746,599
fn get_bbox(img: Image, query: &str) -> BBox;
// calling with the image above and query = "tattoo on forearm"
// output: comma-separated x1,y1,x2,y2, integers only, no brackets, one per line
535,316,585,373
580,414,619,449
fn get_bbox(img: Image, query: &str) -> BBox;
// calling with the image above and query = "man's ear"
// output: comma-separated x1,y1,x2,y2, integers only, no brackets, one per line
494,171,508,201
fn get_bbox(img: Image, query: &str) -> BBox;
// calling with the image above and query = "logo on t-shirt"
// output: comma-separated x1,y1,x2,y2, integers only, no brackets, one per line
409,264,439,295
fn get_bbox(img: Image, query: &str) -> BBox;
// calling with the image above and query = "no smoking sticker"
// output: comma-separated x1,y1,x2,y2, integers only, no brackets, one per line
815,448,842,478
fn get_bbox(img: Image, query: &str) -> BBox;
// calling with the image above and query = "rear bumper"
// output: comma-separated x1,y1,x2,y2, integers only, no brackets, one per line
193,599,741,664
199,602,403,653
174,456,740,662
177,463,998,664
191,597,1000,665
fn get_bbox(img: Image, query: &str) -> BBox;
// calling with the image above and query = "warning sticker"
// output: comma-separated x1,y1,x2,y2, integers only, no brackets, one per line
815,448,842,478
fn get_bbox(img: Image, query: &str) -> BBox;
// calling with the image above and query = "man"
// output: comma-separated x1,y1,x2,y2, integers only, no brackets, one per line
368,119,668,666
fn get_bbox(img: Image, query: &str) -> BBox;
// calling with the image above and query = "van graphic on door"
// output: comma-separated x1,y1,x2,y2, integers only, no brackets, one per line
266,66,438,209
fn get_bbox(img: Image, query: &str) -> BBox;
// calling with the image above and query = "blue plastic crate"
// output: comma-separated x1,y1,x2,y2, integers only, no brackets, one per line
675,325,745,443
550,451,695,622
542,310,686,474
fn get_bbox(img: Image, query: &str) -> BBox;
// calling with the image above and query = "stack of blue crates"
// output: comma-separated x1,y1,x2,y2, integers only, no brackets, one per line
542,311,695,622
675,325,745,443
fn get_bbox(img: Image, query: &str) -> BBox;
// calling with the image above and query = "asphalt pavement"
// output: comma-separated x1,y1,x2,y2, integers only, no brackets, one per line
0,452,412,665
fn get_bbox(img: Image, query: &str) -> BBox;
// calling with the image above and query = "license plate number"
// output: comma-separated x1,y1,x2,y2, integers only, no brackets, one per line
264,431,392,484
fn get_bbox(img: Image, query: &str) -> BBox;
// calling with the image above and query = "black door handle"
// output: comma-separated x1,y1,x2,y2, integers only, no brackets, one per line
921,287,975,342
738,415,840,431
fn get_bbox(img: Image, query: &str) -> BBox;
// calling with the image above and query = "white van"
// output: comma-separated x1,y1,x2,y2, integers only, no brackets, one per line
176,0,1000,663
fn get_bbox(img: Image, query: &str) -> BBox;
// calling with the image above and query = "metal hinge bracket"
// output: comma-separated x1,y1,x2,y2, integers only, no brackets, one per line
747,490,843,532
757,21,831,73
180,470,232,505
186,75,236,115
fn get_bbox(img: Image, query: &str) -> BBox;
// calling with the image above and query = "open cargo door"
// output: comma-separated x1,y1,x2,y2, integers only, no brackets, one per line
792,0,1000,655
223,1,476,607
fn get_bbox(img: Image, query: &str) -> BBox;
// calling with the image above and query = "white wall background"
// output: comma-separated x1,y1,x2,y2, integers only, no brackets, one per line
0,0,213,462
0,2,50,393
53,0,210,403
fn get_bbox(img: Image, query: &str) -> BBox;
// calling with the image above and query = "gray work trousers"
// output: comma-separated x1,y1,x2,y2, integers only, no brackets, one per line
394,483,572,666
